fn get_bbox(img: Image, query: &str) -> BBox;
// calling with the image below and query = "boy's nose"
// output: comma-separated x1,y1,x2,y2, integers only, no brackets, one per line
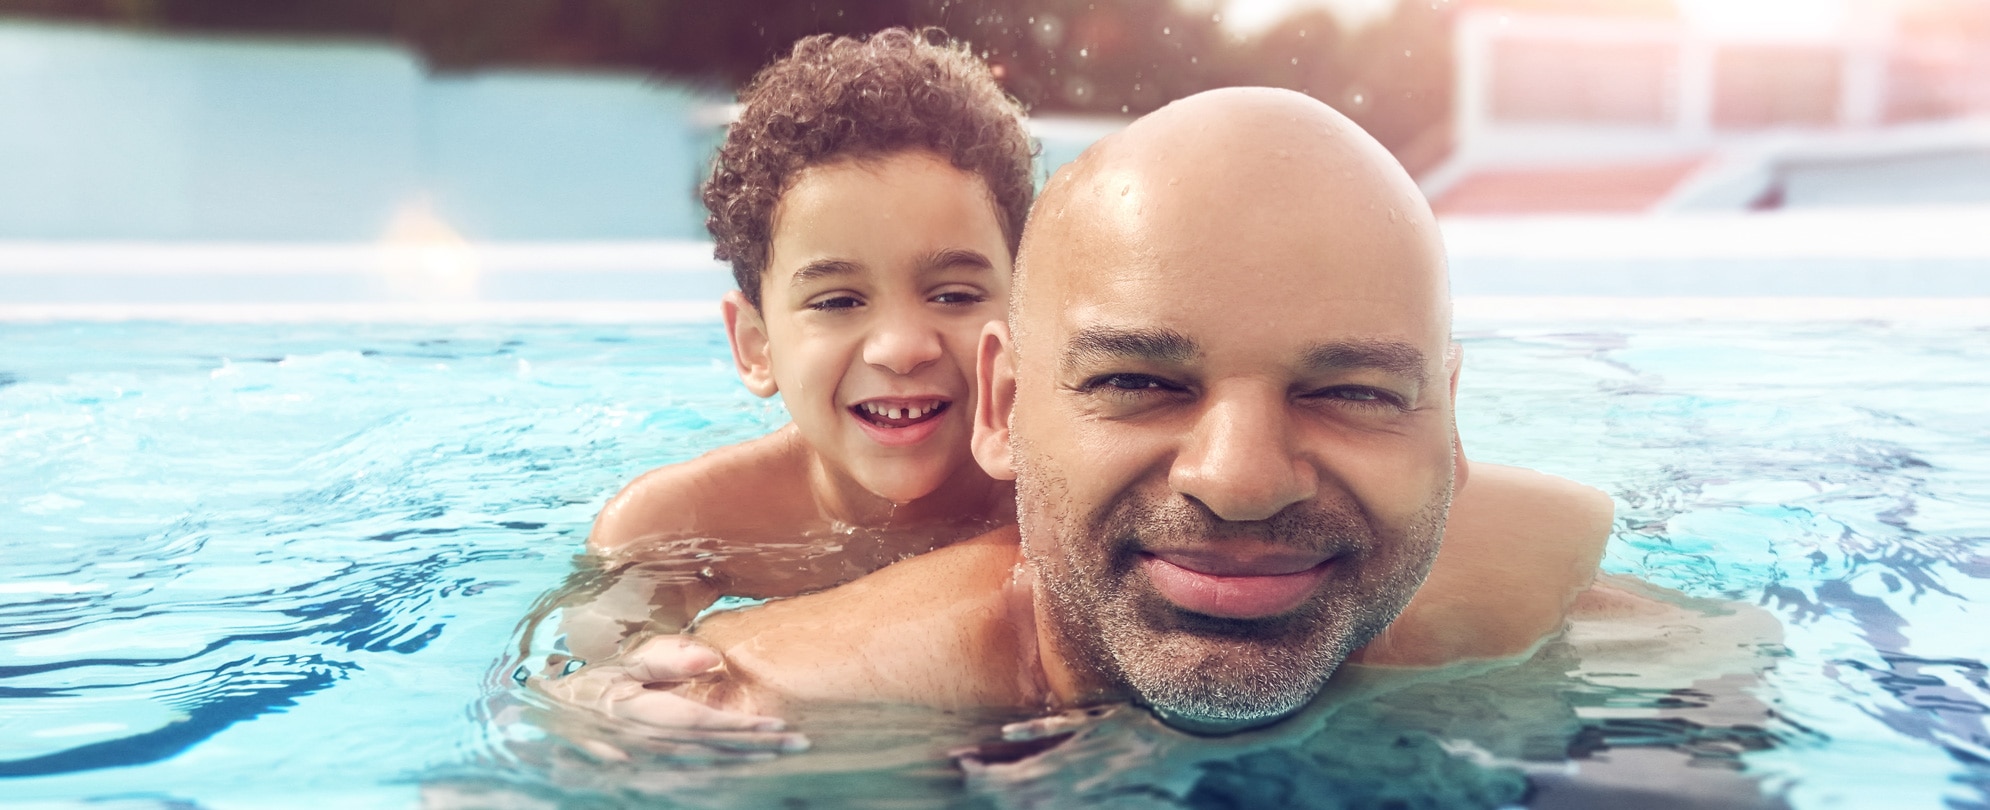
862,312,944,376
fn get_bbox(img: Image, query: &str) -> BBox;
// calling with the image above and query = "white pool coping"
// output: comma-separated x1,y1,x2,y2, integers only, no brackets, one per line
4,210,1987,323
6,297,1986,324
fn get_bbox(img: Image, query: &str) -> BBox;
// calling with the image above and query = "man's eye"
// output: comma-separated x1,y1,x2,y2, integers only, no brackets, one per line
1089,373,1179,392
808,295,863,311
1308,387,1403,408
932,290,986,306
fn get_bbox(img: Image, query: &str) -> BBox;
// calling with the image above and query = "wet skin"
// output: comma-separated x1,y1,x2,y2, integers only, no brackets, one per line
583,150,1019,633
540,151,1022,754
724,149,1014,514
977,94,1461,724
682,89,1616,731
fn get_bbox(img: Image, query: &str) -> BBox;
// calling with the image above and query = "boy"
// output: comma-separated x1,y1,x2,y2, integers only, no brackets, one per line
572,28,1036,658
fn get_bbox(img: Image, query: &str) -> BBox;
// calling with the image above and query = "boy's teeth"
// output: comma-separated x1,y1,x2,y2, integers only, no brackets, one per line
859,401,941,420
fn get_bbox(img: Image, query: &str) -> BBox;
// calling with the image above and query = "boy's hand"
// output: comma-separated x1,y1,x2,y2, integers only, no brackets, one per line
532,635,808,763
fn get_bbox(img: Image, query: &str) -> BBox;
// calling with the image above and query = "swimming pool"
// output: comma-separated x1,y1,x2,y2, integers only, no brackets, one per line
2,316,1985,808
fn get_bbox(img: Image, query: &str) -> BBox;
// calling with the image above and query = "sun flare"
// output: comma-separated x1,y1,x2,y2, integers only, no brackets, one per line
379,197,480,301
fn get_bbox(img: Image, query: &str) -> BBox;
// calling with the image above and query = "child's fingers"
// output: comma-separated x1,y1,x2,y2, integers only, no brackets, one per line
626,724,812,754
566,730,788,766
618,635,725,683
611,689,800,737
574,737,631,763
1000,704,1121,741
532,635,809,756
619,738,786,765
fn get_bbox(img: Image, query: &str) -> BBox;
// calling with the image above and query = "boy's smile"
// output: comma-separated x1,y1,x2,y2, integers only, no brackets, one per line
850,398,953,447
723,149,1013,508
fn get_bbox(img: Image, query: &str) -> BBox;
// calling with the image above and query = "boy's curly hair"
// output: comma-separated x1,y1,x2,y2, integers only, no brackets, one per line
702,28,1036,307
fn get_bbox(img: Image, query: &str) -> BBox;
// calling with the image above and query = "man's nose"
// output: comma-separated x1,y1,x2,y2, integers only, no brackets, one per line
861,307,944,376
1168,388,1318,522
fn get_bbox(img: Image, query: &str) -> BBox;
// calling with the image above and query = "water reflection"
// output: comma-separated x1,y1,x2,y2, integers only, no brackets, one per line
4,322,1984,805
471,556,1793,808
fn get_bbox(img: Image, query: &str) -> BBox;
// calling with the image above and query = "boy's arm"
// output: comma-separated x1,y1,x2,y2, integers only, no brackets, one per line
687,528,1034,710
532,527,1026,761
529,449,808,758
577,432,820,648
586,431,980,637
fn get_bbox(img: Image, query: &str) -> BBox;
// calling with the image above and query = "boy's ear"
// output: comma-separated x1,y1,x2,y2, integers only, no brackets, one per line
722,290,778,398
1447,340,1470,492
972,320,1018,481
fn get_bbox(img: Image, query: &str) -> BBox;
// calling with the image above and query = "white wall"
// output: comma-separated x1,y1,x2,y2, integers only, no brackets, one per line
0,21,721,241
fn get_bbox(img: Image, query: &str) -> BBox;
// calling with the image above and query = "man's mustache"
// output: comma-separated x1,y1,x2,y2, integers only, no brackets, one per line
1088,492,1373,561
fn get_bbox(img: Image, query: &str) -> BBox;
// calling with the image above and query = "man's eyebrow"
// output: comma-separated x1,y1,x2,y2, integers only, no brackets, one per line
1302,340,1429,386
921,247,995,273
788,259,861,288
1061,326,1200,370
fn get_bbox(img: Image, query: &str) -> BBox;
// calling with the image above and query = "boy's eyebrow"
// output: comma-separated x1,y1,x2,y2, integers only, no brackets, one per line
788,259,862,288
788,249,989,288
1061,325,1199,371
920,247,996,273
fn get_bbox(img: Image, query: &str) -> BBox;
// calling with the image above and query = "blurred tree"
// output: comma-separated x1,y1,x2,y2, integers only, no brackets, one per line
0,0,1461,157
1335,0,1456,174
921,0,1232,114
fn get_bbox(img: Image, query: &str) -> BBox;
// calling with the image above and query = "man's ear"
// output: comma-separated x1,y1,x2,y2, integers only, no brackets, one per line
972,320,1018,481
1447,340,1470,492
722,290,778,398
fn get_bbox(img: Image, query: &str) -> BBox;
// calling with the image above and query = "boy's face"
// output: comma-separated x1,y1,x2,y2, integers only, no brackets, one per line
727,150,1012,505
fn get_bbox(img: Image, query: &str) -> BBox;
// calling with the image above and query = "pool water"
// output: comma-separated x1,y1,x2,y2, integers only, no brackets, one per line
2,319,1985,808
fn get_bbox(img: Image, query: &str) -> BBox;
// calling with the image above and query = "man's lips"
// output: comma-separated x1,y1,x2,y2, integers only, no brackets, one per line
1139,550,1333,620
848,397,951,447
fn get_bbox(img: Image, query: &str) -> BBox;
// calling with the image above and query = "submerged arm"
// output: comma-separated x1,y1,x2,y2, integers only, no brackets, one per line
576,435,1004,656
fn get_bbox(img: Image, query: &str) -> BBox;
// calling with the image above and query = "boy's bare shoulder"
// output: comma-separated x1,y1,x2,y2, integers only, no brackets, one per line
587,427,814,555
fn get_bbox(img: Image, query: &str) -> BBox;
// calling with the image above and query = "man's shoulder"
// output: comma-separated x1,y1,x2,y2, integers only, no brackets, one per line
587,429,812,555
1449,462,1614,575
1354,463,1614,666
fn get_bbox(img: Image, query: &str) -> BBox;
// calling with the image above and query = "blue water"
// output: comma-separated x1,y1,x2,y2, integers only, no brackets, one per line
1,319,1986,808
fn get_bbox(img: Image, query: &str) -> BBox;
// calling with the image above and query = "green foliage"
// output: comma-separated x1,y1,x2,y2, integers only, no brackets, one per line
0,0,1458,154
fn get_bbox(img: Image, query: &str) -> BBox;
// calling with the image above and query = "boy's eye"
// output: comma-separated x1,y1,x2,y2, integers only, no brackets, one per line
808,295,863,311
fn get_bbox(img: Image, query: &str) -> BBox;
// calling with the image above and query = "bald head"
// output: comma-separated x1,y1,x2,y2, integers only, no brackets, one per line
973,89,1463,730
1012,87,1449,351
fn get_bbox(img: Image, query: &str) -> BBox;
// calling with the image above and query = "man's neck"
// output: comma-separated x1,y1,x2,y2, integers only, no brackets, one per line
1013,564,1128,710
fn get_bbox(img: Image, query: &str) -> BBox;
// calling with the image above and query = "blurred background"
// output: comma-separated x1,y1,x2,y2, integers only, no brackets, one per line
1,0,1987,313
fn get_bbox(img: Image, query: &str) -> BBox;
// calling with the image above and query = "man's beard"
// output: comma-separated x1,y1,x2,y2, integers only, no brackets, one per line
1015,440,1451,729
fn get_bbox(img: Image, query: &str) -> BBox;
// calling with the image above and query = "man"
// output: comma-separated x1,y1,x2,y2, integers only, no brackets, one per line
556,86,1620,739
